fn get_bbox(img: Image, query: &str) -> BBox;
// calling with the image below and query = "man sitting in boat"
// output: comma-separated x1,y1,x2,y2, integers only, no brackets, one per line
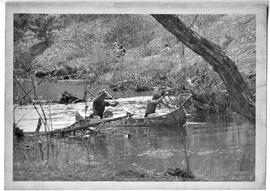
91,89,119,119
144,90,176,117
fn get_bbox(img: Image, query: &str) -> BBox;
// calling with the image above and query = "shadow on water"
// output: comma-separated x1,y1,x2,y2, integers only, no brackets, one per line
13,97,255,181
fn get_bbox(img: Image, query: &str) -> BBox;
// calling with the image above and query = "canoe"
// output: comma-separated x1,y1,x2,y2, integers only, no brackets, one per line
75,107,186,128
34,107,186,136
103,108,186,128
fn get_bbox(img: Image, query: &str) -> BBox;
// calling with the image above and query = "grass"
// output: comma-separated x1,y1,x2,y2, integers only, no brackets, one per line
14,14,256,116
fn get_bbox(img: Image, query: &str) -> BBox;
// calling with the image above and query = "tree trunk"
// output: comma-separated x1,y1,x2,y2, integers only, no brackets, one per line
152,14,255,122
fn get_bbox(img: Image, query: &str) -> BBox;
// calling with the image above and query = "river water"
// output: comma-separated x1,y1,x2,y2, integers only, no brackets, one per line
13,96,255,181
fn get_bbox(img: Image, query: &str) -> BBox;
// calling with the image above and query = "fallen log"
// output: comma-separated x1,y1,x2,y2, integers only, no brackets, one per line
38,113,133,136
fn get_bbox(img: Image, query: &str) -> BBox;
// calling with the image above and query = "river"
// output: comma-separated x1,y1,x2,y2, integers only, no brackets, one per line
13,96,255,181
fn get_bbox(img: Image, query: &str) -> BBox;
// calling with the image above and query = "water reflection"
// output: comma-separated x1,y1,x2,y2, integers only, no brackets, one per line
13,97,255,181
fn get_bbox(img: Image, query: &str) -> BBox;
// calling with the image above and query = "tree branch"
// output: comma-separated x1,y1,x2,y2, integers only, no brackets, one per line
151,14,255,122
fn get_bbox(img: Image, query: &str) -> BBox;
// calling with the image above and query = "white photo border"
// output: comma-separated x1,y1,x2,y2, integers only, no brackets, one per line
5,0,267,189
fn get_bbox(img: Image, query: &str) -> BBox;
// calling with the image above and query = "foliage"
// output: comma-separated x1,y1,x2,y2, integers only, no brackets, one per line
13,14,256,114
14,14,67,77
28,15,57,44
14,14,30,42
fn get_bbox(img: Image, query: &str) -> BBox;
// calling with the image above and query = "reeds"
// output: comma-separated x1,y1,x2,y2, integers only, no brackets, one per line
15,78,54,163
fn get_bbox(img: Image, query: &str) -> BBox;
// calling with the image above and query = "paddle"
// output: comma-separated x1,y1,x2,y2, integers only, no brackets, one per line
104,90,134,115
84,86,97,116
87,89,96,98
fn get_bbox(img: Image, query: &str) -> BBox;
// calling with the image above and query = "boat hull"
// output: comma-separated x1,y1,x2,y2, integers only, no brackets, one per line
96,108,186,128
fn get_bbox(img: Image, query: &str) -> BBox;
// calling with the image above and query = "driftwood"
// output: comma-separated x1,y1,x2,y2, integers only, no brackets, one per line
152,15,255,122
38,114,132,136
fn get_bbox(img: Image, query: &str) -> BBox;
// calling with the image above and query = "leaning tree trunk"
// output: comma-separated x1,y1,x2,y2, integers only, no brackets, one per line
152,14,255,122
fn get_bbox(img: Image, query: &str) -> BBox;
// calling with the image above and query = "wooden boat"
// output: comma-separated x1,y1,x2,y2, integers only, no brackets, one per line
36,107,186,136
74,107,186,128
101,107,186,128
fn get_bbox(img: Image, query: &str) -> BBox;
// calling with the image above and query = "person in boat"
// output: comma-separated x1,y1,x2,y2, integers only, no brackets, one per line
91,89,119,119
144,90,176,117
